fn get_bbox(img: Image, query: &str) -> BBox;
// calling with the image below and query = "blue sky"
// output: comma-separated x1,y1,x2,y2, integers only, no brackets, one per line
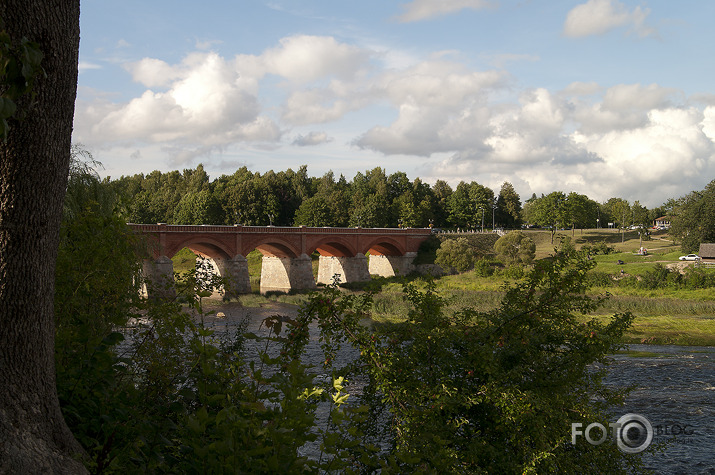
74,0,715,207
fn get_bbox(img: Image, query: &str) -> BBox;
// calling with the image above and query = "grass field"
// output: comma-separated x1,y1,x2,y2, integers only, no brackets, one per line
172,229,715,346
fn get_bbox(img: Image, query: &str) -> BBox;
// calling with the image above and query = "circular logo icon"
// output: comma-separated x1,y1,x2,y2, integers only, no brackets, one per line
615,413,653,454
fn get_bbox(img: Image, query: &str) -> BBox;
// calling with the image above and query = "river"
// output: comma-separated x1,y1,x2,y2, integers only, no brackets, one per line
604,344,715,474
200,302,715,474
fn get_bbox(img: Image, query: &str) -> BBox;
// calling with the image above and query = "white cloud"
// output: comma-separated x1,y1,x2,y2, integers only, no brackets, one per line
355,61,506,155
563,0,656,38
572,83,677,134
427,92,715,206
397,0,493,23
75,52,280,151
125,58,180,88
282,89,353,125
78,61,102,73
703,106,715,141
238,35,371,84
561,81,602,96
292,131,333,146
570,107,715,203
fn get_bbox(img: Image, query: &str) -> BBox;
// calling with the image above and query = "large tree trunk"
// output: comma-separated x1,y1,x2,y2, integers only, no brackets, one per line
0,1,86,473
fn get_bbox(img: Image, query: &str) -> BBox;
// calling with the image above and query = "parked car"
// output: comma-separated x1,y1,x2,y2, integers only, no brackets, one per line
679,254,700,261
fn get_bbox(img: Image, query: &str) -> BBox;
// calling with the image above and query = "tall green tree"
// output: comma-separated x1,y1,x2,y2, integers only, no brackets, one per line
430,179,452,227
670,180,715,252
447,181,494,229
603,197,631,228
496,181,522,229
305,250,642,473
631,200,650,229
435,237,477,272
529,191,568,243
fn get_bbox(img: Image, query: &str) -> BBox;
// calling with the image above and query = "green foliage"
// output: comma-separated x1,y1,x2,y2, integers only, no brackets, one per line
638,264,676,290
586,270,614,287
473,257,495,277
496,181,522,228
173,189,222,225
603,197,631,228
670,179,715,252
54,208,143,472
499,263,525,279
494,230,536,265
412,234,440,265
435,237,477,272
304,250,643,473
447,181,495,228
581,240,616,256
294,194,333,227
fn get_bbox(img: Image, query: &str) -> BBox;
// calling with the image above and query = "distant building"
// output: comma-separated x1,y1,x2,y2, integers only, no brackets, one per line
653,216,670,228
699,243,715,264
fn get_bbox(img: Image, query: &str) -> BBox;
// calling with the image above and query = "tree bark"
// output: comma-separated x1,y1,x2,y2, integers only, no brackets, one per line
0,1,86,473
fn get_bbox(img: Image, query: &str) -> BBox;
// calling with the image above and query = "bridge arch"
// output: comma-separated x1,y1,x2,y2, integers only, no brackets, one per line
241,237,300,259
309,237,358,257
361,237,405,256
165,237,233,261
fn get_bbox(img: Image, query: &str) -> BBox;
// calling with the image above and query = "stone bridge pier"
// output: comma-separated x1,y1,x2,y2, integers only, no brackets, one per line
316,254,371,285
142,256,176,299
368,252,418,277
130,224,432,297
213,255,252,297
261,254,316,293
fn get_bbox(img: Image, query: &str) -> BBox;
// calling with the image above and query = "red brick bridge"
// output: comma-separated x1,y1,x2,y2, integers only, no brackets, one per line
129,224,433,296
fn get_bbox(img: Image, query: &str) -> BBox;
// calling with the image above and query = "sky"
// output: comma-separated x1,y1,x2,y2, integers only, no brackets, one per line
74,0,715,208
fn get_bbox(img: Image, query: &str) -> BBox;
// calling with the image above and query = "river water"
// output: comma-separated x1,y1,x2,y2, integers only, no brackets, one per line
201,303,715,474
603,344,715,474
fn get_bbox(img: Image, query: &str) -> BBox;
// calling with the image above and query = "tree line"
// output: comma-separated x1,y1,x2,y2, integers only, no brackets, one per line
100,160,678,233
106,163,522,229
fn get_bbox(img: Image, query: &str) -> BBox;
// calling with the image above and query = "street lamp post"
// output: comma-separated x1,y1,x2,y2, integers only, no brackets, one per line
492,205,496,231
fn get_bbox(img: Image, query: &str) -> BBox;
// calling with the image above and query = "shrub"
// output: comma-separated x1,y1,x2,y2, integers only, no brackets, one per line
500,264,525,279
586,271,614,287
494,230,535,265
435,237,477,272
684,267,715,289
473,257,494,277
638,264,671,290
303,249,645,473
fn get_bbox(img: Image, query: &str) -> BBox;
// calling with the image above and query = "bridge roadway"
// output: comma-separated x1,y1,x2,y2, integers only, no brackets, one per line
129,224,433,297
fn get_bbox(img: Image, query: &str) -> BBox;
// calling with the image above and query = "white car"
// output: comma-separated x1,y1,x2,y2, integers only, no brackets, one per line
679,254,700,261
